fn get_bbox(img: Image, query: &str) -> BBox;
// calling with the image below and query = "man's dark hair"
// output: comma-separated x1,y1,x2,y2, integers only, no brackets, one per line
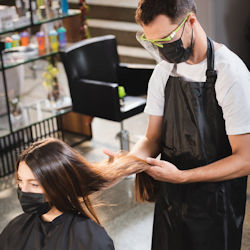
136,0,197,25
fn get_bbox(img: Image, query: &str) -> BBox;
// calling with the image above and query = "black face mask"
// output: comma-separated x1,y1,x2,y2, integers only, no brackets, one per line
17,188,51,215
159,29,194,64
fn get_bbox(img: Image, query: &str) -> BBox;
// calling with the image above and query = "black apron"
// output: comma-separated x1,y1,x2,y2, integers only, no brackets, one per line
151,38,247,250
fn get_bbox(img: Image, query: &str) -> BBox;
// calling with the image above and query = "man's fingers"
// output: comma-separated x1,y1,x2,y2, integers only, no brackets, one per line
146,166,163,178
102,149,116,158
146,157,164,167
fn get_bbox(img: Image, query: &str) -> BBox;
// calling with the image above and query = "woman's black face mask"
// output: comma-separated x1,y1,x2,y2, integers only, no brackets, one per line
159,27,194,64
17,188,51,215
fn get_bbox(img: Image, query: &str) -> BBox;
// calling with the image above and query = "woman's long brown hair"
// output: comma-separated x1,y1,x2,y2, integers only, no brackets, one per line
16,138,154,224
94,151,159,202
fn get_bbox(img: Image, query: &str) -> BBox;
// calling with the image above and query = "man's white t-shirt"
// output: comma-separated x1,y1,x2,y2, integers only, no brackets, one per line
144,45,250,135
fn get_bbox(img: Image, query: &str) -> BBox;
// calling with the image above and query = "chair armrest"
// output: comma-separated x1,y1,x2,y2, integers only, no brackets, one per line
70,78,122,121
117,63,155,96
119,62,155,69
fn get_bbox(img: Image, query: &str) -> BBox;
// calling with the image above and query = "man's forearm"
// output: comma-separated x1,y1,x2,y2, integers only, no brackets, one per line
182,153,250,183
129,136,160,160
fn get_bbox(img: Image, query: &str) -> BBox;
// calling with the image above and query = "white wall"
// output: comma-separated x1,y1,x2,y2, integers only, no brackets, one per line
196,0,250,68
195,0,215,39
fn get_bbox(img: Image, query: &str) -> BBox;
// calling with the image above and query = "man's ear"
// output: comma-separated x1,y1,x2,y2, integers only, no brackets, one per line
188,13,196,28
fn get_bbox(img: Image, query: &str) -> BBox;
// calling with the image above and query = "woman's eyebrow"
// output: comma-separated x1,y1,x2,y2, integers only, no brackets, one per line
16,175,37,182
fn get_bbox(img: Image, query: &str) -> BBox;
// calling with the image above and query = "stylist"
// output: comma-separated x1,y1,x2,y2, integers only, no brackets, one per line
130,0,250,249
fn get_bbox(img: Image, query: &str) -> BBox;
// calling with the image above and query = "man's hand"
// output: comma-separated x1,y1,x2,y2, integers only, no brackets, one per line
146,158,185,183
102,148,116,161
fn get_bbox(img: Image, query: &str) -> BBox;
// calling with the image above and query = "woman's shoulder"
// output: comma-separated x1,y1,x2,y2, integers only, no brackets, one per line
72,214,110,236
0,213,35,247
71,214,114,249
1,213,34,233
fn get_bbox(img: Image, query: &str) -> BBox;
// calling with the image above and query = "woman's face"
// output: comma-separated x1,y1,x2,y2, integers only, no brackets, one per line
17,161,44,194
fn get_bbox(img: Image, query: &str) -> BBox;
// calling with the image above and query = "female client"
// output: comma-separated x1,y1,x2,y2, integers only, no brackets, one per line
0,138,149,250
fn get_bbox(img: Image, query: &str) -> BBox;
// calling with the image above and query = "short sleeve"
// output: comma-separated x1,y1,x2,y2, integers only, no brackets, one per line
144,61,173,116
215,53,250,135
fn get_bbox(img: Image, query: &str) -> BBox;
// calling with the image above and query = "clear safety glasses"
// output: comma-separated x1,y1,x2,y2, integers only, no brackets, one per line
139,11,192,48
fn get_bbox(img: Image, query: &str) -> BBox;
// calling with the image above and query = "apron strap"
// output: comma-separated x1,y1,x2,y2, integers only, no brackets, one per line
206,37,217,84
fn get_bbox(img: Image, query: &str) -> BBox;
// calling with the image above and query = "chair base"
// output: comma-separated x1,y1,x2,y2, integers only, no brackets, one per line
116,121,130,151
116,129,130,151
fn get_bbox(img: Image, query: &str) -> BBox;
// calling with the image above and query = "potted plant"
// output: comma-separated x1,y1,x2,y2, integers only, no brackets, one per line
42,62,60,102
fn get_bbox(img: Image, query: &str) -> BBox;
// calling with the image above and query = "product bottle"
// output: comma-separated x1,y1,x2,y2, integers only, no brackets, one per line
36,0,46,19
11,34,21,47
49,29,59,52
51,0,60,17
4,37,13,49
20,31,29,46
31,0,38,22
15,0,25,16
57,26,66,49
36,31,45,55
60,0,68,15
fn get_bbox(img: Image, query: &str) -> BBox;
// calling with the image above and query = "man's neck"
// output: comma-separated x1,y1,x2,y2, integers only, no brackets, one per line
186,23,208,65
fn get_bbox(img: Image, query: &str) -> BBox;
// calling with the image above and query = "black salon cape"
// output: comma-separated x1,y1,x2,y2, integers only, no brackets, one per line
0,212,115,250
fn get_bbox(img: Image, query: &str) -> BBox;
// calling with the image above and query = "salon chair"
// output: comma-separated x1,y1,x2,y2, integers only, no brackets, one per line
60,35,154,150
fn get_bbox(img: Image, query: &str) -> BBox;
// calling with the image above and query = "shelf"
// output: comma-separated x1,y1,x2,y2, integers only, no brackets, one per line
1,41,76,70
0,97,72,138
0,2,85,177
1,49,58,70
34,9,81,26
0,9,81,36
